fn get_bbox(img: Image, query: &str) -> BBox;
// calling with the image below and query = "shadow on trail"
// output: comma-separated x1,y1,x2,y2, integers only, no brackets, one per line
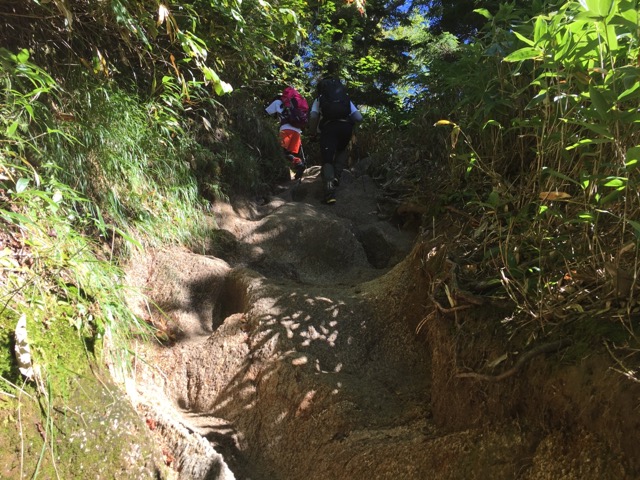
129,165,436,479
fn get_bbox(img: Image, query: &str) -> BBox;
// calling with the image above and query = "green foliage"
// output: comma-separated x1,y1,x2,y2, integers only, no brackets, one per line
0,173,151,393
411,0,640,334
0,47,151,402
39,82,209,247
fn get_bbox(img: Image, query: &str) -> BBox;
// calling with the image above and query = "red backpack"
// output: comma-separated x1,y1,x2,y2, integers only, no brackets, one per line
280,86,309,129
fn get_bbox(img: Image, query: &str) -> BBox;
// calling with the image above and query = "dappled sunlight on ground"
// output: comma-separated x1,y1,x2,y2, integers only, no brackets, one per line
126,168,639,480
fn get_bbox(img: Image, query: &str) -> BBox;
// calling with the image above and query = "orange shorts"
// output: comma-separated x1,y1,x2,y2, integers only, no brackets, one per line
279,129,301,155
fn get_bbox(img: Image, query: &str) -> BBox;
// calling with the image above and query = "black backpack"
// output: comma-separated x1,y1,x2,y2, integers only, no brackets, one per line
318,78,351,121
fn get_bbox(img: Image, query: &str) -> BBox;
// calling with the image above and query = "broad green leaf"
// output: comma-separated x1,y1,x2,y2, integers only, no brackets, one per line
554,30,575,61
512,31,534,46
6,120,19,137
564,119,613,138
603,177,626,188
214,79,233,96
600,188,624,204
573,10,605,23
533,16,548,44
487,190,500,208
473,8,492,20
619,112,640,123
279,8,298,24
589,84,610,118
202,66,233,95
503,47,543,62
579,0,615,17
610,13,639,31
618,83,640,102
526,90,548,109
616,1,639,27
15,49,30,63
15,178,29,193
625,147,640,169
602,24,618,52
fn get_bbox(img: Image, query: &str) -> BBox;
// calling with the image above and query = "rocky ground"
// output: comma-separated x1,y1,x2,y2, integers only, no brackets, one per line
124,163,640,479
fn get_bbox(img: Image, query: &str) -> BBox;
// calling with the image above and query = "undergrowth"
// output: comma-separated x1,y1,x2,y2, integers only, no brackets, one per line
0,46,263,476
371,1,640,380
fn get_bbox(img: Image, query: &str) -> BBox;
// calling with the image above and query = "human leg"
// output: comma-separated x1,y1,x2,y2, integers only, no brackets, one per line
279,129,305,179
330,122,354,187
319,125,339,201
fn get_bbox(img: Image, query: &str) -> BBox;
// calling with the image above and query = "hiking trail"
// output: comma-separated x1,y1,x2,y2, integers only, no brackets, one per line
124,163,639,480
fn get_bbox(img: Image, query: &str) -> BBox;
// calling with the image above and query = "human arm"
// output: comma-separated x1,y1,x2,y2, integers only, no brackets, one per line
307,98,321,138
265,98,283,117
349,101,363,124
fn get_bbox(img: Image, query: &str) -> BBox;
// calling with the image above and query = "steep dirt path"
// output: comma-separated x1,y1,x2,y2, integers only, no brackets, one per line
124,164,637,479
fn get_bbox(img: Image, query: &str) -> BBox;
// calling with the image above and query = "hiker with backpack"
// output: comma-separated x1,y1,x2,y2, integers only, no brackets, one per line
265,86,309,180
308,60,363,204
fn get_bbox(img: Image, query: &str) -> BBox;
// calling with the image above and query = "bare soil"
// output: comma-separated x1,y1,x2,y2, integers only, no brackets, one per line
125,164,640,479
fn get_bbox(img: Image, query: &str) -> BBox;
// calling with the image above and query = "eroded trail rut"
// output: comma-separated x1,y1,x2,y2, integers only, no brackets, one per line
126,167,439,479
123,165,636,479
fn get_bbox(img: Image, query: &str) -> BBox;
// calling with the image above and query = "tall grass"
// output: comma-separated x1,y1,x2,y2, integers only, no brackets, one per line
40,83,210,248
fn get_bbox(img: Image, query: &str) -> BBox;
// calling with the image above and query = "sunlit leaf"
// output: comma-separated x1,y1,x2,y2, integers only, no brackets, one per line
564,119,613,138
578,0,615,17
157,4,170,26
16,49,30,64
434,119,456,126
603,177,626,188
512,30,534,46
625,147,640,169
473,8,492,20
15,178,29,193
566,137,613,150
482,119,502,129
533,16,548,44
617,82,640,102
503,47,543,62
6,120,20,137
602,24,618,51
526,90,548,109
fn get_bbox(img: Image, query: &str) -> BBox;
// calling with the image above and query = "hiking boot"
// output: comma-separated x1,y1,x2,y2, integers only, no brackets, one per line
323,192,336,205
294,163,306,180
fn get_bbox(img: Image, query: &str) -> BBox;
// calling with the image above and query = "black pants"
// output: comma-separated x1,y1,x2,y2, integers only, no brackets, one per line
319,120,353,195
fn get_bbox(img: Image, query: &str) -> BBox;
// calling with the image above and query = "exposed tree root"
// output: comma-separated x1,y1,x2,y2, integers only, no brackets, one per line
456,339,572,382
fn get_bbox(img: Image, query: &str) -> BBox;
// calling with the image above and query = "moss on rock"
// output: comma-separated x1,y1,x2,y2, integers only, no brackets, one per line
0,374,163,479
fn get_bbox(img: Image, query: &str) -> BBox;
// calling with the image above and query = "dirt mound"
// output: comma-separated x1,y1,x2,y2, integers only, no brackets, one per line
125,163,639,479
